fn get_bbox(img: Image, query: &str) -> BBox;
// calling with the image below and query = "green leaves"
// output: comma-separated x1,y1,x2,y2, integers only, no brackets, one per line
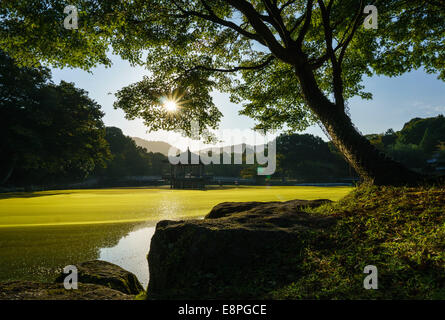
370,1,445,81
1,1,443,137
114,70,222,137
0,51,110,184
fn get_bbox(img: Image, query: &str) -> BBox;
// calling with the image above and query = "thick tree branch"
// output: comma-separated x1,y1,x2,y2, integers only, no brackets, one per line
318,1,337,65
171,0,266,46
186,55,275,73
338,0,365,66
224,0,291,62
318,0,343,107
261,0,292,46
296,0,314,48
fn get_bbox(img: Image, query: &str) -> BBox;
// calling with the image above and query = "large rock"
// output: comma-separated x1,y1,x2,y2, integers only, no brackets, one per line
55,260,143,295
0,281,134,300
147,199,336,299
205,199,332,219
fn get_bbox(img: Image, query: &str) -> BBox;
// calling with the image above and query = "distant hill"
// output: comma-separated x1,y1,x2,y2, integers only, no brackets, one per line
198,143,256,155
132,137,178,156
398,115,445,146
365,115,445,147
132,138,257,158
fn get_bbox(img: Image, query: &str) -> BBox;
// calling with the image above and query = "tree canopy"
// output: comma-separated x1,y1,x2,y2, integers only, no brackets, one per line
1,1,442,134
0,51,110,185
1,0,443,184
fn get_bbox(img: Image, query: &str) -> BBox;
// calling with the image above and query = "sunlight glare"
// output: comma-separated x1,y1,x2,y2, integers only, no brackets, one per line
164,100,178,112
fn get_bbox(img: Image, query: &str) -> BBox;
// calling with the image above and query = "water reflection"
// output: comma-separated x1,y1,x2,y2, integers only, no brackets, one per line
0,222,140,283
99,224,155,288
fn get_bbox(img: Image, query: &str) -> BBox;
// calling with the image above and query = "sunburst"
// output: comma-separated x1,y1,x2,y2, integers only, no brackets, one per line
164,99,178,112
160,91,184,113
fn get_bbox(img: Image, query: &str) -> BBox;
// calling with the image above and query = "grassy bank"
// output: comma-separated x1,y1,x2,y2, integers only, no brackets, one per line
269,185,445,299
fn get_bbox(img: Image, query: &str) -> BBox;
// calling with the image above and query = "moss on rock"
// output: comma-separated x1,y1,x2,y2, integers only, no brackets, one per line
0,281,135,300
55,260,144,295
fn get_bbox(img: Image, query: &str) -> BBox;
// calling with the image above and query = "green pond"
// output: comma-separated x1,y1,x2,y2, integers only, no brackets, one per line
0,186,352,288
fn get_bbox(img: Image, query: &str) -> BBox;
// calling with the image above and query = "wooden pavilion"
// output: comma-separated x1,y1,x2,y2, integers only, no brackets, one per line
170,148,206,189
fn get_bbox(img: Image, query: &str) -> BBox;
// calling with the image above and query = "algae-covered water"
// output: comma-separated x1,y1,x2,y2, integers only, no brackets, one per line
0,186,351,287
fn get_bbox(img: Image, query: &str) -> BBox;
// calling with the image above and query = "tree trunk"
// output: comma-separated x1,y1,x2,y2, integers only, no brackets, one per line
317,105,422,185
294,64,423,186
0,157,16,185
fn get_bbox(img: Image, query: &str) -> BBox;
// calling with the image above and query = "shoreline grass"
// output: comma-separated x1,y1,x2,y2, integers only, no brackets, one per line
268,185,445,299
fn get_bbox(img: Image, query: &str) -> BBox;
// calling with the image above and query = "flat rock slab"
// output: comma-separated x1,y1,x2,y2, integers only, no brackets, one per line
147,199,336,299
55,260,144,295
0,281,134,300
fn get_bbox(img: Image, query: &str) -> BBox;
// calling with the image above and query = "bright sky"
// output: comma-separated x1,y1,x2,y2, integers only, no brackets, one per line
51,54,445,151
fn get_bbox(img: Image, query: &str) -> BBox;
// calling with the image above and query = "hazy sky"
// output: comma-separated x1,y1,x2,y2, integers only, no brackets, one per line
51,55,445,150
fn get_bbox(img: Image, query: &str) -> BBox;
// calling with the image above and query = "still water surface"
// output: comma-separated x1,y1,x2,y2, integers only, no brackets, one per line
99,224,155,287
0,222,157,287
0,186,351,287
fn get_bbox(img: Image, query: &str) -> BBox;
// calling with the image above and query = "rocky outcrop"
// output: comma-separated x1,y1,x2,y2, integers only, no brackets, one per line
205,199,332,219
55,260,143,295
147,199,336,299
0,281,134,300
0,260,143,300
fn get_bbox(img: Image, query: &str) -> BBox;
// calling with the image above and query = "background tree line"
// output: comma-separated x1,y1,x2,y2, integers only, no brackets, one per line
0,51,165,188
366,115,445,174
206,115,445,182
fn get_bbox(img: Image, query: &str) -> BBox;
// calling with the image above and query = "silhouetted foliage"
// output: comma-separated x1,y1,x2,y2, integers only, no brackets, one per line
93,127,168,179
0,51,110,186
367,115,445,173
274,134,350,180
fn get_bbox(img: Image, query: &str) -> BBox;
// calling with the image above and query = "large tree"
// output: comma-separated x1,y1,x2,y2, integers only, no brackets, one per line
0,51,110,185
1,1,443,185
